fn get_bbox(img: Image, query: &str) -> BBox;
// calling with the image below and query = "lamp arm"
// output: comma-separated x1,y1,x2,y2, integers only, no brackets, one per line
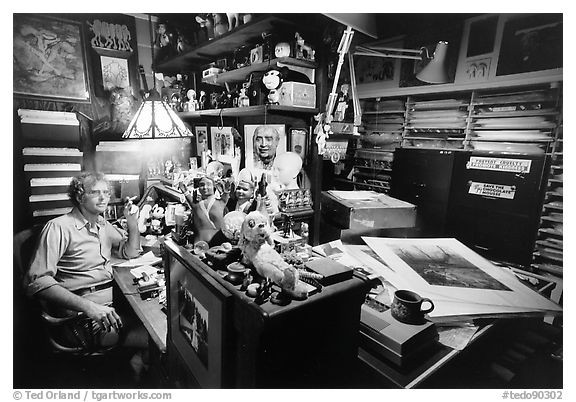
354,51,422,60
347,52,362,127
367,45,422,54
326,26,354,123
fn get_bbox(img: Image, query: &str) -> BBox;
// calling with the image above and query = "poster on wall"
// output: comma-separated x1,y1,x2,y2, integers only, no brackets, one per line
13,14,91,102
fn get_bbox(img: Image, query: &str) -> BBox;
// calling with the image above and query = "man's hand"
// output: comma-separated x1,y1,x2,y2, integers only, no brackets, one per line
85,302,123,333
123,197,139,229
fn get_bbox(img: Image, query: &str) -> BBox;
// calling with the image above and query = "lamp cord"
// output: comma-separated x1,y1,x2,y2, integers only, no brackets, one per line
148,14,156,93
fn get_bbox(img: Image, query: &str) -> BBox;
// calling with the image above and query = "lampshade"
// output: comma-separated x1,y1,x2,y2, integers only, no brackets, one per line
416,41,449,84
122,14,192,139
122,89,192,139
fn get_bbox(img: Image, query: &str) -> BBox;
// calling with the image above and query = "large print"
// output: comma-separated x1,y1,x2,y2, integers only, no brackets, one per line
13,14,91,102
361,237,562,320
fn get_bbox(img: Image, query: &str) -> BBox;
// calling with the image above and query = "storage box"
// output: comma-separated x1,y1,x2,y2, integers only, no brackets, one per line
320,191,416,230
278,82,316,108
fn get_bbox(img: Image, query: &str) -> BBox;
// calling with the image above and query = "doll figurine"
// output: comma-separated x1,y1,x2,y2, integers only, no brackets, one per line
271,151,303,192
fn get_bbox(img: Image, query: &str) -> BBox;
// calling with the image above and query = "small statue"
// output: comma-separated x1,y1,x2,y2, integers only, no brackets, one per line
238,85,250,107
334,84,350,122
186,89,199,111
295,32,315,61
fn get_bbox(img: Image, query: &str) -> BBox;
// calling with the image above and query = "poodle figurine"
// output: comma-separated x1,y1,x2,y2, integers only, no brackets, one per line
239,211,308,300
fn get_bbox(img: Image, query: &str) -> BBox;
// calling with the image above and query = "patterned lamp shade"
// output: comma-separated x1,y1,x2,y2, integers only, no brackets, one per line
122,89,192,139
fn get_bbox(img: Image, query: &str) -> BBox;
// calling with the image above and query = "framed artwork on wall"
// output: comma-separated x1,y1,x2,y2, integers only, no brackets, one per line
100,56,130,90
13,14,91,102
210,127,235,164
195,125,208,156
455,14,500,84
354,38,403,98
456,14,562,84
289,128,309,163
495,14,562,78
244,124,287,171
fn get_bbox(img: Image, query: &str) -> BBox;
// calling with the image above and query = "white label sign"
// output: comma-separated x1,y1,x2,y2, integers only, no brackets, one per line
466,157,532,174
469,182,516,199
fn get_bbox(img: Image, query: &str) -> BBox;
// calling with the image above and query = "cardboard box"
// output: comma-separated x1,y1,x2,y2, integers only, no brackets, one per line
278,82,316,108
320,191,416,230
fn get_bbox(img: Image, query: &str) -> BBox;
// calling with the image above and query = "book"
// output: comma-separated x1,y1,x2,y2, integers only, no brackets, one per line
304,257,353,286
359,330,437,367
360,305,438,355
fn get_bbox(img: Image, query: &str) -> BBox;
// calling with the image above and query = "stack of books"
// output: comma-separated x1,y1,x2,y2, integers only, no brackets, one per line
360,304,438,367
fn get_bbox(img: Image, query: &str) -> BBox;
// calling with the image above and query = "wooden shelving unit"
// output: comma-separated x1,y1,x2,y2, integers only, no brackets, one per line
155,15,295,72
177,104,318,119
202,57,317,85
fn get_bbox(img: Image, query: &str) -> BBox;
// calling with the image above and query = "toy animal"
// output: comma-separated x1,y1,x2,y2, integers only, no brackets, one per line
295,32,315,61
239,211,308,300
213,14,229,38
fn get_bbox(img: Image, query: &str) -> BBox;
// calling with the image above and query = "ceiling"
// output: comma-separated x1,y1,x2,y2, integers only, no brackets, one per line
154,13,480,41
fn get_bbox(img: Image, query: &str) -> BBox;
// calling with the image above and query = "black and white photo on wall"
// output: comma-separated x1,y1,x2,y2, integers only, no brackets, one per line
244,124,287,171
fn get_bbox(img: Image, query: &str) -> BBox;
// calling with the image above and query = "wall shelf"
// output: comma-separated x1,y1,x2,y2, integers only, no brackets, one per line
178,104,318,118
202,57,317,85
156,15,294,72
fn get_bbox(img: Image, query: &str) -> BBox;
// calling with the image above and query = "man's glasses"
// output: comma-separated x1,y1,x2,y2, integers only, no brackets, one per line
86,189,112,198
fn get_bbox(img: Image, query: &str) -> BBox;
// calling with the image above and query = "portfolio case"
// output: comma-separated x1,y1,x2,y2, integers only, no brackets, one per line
320,191,416,230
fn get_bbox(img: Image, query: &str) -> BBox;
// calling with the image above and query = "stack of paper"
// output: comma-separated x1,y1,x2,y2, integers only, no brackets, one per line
114,251,162,268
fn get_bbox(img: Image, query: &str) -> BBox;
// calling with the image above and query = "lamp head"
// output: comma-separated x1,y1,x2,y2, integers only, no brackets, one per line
416,41,449,84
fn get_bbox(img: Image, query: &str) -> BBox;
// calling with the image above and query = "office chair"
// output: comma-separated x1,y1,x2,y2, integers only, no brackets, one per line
13,225,121,357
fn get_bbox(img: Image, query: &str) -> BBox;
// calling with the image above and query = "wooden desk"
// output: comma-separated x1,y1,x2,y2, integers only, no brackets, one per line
113,265,167,353
163,240,375,388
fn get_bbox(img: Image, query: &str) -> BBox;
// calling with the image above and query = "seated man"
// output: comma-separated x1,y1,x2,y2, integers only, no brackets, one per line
24,171,145,350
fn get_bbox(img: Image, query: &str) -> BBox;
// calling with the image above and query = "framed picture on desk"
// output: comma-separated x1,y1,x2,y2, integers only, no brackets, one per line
164,240,233,388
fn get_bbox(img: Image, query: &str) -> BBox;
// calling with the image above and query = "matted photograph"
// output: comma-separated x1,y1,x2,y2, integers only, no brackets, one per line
361,237,562,320
244,124,287,171
289,128,309,162
210,126,235,164
13,14,91,102
178,282,209,367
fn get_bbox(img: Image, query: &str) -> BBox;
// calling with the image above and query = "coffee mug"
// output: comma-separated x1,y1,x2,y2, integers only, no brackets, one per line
390,290,434,324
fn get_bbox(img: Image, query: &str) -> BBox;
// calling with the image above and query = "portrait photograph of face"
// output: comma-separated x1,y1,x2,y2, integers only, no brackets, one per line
244,124,286,171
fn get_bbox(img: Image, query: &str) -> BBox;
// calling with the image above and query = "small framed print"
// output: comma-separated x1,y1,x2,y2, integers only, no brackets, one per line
210,127,235,164
100,56,130,90
289,128,309,162
195,126,208,156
